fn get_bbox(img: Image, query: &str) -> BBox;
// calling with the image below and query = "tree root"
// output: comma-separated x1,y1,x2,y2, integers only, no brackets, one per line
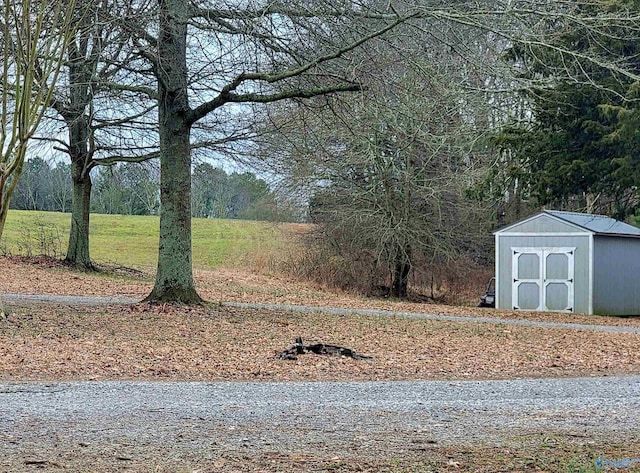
278,337,374,361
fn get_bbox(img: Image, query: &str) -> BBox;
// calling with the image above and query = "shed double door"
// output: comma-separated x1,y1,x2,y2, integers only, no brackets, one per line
512,247,575,312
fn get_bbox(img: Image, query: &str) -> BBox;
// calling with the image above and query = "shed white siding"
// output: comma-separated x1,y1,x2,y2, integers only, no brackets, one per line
496,235,590,314
500,214,584,235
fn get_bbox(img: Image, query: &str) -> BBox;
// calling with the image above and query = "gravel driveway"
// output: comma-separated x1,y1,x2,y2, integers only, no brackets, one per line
2,376,639,470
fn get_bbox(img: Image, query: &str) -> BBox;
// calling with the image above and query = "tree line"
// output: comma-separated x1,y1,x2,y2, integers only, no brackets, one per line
9,158,293,222
484,0,640,223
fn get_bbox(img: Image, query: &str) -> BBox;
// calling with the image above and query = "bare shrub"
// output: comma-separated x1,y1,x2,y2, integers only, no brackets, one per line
268,226,493,305
409,257,494,305
15,217,64,259
0,238,11,257
276,242,380,296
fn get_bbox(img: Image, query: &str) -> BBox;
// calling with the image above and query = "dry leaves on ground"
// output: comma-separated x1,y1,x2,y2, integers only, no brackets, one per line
1,303,638,382
1,255,640,382
2,256,640,329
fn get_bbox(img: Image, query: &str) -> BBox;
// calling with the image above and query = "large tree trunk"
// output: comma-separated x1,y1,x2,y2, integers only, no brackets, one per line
65,165,93,269
64,117,95,269
145,120,201,303
145,0,202,303
391,260,411,298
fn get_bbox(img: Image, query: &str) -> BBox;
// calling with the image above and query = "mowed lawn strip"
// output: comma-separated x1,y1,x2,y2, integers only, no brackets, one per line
1,304,638,381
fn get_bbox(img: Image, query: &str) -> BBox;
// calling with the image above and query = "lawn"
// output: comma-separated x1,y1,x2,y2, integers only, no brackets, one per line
0,210,286,269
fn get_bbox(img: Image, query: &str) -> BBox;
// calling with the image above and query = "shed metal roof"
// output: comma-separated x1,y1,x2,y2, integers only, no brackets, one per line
544,210,640,237
494,209,640,237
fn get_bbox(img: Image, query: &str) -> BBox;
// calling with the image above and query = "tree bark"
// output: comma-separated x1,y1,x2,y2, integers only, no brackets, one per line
65,163,93,269
391,251,411,298
145,0,202,303
64,117,94,269
0,143,26,239
0,196,9,239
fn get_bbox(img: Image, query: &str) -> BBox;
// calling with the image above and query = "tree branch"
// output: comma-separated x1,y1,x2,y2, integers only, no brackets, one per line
227,84,361,104
91,150,159,167
91,140,228,167
191,4,402,22
186,15,409,125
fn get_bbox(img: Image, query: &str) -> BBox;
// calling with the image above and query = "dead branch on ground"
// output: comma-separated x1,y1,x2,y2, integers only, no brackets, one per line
278,337,374,361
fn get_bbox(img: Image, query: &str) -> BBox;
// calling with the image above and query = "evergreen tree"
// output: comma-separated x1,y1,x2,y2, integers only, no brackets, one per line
493,0,640,220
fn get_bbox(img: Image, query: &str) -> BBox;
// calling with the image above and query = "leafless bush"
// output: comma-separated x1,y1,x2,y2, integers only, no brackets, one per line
409,257,494,305
0,238,11,257
15,217,64,259
269,227,493,305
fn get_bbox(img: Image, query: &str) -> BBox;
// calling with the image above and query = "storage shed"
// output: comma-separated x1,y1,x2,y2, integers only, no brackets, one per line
494,209,640,316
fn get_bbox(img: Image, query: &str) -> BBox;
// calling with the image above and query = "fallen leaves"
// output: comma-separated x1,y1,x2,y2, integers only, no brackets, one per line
0,302,639,382
1,255,640,382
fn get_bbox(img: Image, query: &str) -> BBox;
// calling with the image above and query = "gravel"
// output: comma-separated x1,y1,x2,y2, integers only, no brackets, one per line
226,301,640,333
3,293,139,306
1,376,639,459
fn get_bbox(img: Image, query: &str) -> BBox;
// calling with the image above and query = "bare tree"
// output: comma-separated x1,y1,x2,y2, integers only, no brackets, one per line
29,0,631,304
117,1,414,303
254,1,640,296
0,0,79,236
43,0,157,269
256,29,496,297
146,0,640,304
0,0,80,317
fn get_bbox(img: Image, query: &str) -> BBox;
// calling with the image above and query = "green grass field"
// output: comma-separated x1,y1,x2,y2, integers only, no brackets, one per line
0,210,285,270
